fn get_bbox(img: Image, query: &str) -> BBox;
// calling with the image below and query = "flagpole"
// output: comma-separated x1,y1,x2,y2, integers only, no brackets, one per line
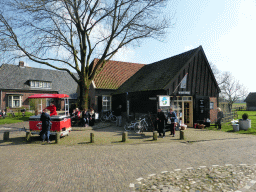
172,73,188,94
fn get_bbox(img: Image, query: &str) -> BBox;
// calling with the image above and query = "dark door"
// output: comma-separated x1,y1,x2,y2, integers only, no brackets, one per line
194,96,210,124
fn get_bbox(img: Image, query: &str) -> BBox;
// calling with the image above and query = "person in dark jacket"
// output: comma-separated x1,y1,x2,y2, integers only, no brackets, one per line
217,107,224,130
89,107,95,126
81,108,89,127
157,108,166,138
168,108,177,137
40,109,52,143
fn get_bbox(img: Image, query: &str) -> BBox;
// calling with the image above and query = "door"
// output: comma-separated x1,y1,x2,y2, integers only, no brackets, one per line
184,101,193,127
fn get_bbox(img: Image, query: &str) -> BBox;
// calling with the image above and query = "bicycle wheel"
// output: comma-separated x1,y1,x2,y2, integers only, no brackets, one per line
124,123,130,131
100,115,107,122
111,115,117,122
141,121,148,132
134,123,140,133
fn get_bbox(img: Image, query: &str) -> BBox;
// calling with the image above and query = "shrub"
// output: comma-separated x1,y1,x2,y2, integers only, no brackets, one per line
242,113,249,120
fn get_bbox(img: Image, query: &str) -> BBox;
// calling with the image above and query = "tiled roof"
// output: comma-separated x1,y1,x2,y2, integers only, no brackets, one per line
91,59,145,89
0,64,78,99
244,92,256,102
115,46,201,94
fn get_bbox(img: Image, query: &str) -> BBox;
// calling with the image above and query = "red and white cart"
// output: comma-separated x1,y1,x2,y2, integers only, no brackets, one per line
27,94,72,137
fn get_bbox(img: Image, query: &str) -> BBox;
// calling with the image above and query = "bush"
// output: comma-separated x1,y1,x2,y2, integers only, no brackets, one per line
242,113,249,120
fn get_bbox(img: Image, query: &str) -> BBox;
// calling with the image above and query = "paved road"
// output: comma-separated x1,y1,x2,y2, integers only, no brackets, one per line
1,131,256,192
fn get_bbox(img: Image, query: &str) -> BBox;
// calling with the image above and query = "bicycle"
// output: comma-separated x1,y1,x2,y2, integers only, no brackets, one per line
136,116,149,133
124,115,149,133
124,120,139,132
100,111,117,122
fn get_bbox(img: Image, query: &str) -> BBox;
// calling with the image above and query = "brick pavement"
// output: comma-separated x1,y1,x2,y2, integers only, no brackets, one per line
0,122,256,191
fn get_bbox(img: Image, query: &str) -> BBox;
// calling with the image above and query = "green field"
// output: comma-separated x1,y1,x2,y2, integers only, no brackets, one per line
208,110,256,135
0,112,34,125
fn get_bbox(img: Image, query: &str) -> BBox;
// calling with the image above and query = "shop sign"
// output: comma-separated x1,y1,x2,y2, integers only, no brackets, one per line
178,91,190,95
159,96,170,107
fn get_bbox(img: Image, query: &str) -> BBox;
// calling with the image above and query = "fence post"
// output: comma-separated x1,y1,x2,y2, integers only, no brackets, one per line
26,132,31,142
153,131,157,140
55,132,60,143
3,132,9,141
122,132,128,142
180,130,185,140
90,133,94,143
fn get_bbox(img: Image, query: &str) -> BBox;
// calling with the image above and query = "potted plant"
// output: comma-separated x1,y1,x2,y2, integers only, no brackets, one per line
239,113,251,131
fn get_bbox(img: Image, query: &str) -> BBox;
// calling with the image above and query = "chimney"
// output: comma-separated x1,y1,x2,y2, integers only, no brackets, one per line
19,61,25,67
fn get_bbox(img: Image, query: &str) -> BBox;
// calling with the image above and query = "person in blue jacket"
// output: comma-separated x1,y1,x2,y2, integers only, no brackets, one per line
40,109,52,143
168,108,177,137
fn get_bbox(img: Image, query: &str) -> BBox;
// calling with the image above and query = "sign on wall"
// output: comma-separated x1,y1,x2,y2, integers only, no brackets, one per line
159,96,170,107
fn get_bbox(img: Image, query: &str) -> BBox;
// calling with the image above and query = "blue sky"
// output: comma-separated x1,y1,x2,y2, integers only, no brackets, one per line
23,0,256,93
114,0,256,93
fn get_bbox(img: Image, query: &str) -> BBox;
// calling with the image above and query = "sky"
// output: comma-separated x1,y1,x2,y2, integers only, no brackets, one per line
21,0,256,93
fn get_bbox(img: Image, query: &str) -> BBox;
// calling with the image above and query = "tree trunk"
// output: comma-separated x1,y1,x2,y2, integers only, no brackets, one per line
79,81,90,110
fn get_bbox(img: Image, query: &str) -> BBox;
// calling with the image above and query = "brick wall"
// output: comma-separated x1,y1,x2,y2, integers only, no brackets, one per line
210,97,218,123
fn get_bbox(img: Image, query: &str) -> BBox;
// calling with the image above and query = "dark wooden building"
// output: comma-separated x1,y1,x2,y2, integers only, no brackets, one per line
88,59,145,112
113,46,220,127
245,92,256,111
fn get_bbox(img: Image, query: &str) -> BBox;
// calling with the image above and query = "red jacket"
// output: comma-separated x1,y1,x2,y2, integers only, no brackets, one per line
45,105,57,116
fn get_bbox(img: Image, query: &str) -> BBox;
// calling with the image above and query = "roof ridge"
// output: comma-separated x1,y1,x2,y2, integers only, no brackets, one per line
148,46,201,65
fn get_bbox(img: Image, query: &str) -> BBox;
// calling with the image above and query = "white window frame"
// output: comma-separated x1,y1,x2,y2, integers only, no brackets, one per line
30,80,51,89
8,95,22,108
102,95,112,112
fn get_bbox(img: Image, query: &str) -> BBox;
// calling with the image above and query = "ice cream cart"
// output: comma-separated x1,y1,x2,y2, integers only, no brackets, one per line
27,94,71,137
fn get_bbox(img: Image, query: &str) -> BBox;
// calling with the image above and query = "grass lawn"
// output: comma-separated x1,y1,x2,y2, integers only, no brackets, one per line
207,110,256,135
0,112,34,125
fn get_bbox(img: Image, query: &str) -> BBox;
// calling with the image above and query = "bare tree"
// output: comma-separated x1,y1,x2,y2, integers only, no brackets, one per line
0,0,172,109
219,71,248,112
209,62,228,87
210,63,248,111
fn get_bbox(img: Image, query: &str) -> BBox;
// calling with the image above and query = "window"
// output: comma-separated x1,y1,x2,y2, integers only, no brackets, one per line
210,102,214,109
8,95,22,108
102,95,111,111
30,80,51,89
30,81,35,87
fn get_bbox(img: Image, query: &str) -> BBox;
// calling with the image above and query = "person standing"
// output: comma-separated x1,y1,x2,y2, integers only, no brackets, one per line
44,101,57,116
217,107,224,130
157,108,166,138
89,107,95,126
168,108,177,137
115,105,122,127
40,109,52,143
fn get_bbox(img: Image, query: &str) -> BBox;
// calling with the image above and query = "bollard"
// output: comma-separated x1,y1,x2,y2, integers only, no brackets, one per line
122,132,128,142
153,131,158,140
180,130,185,140
90,133,94,143
55,132,60,143
3,132,9,141
25,132,31,142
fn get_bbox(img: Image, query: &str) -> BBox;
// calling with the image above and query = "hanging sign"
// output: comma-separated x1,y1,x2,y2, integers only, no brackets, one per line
178,91,190,95
159,96,170,107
